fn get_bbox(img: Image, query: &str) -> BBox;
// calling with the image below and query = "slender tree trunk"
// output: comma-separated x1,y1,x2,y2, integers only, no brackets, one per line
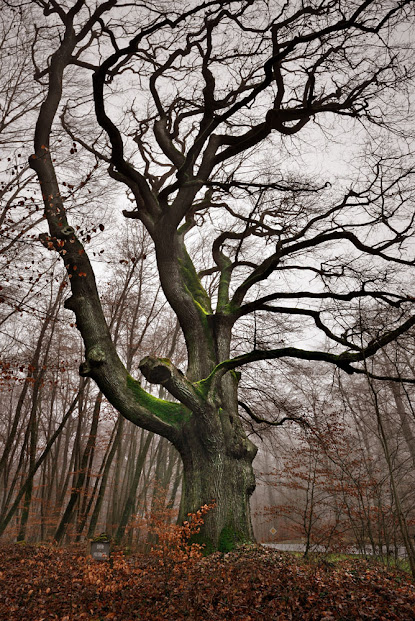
0,388,83,538
150,436,169,506
17,289,62,541
74,392,102,538
114,430,153,543
17,396,39,542
303,459,317,558
0,287,63,508
88,417,122,539
54,385,99,543
55,413,75,513
166,453,182,510
389,381,415,470
366,373,415,577
107,418,126,534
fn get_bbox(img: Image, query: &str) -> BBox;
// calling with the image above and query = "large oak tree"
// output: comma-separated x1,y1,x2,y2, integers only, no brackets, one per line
19,0,415,545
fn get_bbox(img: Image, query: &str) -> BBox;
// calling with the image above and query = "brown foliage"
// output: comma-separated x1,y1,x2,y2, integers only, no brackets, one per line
1,543,415,620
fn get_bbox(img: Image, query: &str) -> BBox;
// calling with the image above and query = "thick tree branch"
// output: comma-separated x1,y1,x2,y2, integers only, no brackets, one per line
204,312,415,389
138,355,206,413
237,290,410,316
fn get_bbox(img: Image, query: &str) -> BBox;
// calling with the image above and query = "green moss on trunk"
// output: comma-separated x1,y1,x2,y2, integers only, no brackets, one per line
218,524,246,553
126,375,191,427
178,249,212,314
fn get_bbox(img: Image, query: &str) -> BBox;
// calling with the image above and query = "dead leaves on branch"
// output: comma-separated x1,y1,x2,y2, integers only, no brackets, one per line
1,543,415,620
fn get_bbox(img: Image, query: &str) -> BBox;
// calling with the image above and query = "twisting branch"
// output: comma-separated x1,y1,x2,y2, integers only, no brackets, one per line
238,400,310,428
204,312,415,393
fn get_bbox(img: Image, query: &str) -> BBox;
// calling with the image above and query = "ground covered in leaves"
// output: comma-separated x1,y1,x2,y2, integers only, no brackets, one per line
1,543,415,620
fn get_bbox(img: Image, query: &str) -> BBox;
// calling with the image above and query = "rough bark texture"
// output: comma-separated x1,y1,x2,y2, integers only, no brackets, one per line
178,425,257,546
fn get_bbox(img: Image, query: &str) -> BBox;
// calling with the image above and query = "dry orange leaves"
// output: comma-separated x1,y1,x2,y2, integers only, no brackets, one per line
1,542,415,620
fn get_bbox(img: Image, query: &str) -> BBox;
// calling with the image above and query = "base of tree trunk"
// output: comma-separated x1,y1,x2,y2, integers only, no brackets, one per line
178,437,257,551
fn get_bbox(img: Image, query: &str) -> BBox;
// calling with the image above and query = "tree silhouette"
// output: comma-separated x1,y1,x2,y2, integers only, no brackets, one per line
20,0,415,545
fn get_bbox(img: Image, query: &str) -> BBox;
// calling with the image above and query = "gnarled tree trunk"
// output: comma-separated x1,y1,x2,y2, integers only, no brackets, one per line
178,422,257,546
26,0,415,550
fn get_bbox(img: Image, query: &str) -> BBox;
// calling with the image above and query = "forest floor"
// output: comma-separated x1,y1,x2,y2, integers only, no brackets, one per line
1,542,415,620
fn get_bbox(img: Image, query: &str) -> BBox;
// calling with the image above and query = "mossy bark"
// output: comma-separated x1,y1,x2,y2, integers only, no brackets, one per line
180,450,256,548
175,405,257,547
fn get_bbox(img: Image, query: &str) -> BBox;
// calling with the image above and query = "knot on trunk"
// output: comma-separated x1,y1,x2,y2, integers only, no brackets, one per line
138,356,205,413
138,356,176,385
64,295,76,311
80,345,106,377
61,225,75,237
28,147,49,172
